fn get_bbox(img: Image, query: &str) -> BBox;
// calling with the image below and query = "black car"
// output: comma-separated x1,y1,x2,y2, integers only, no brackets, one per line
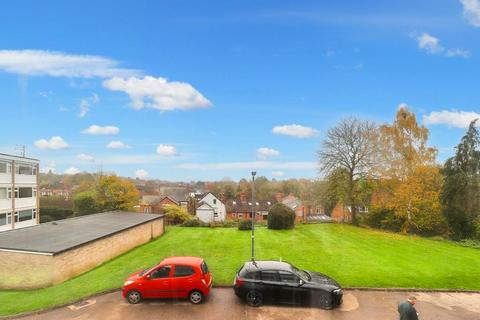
233,260,343,309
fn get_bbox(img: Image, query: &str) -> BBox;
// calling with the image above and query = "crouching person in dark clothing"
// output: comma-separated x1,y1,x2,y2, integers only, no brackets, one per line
398,296,419,320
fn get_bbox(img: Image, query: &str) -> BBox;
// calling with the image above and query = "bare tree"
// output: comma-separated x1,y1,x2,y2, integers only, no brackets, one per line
318,117,377,224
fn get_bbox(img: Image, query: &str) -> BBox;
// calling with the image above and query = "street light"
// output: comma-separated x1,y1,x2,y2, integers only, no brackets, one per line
251,171,256,261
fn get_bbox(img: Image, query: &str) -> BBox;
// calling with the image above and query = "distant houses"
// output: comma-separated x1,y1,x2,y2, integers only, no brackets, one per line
138,189,329,224
195,192,226,223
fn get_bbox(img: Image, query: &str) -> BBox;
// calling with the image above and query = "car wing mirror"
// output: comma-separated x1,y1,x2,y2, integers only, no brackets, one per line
146,274,151,279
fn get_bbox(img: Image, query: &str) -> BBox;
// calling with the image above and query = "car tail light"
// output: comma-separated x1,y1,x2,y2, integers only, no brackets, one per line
235,278,245,286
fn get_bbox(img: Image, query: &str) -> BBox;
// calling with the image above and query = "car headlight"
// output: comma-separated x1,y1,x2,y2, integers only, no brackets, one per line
333,289,343,295
123,280,135,287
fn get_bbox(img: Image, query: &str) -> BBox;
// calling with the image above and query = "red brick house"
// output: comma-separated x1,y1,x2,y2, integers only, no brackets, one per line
331,202,368,222
139,195,180,214
225,193,276,221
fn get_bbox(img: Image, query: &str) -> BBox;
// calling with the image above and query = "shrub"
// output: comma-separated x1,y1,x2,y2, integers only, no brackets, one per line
210,220,237,228
474,218,480,240
238,220,252,230
181,218,207,227
73,191,97,215
362,207,405,232
40,206,74,223
267,203,295,230
164,205,192,225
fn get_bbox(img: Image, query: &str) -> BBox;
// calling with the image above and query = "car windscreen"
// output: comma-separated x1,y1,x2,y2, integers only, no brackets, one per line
290,265,310,281
139,267,152,276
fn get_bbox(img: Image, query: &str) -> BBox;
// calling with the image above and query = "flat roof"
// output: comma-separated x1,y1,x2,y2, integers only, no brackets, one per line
0,211,163,255
0,153,39,163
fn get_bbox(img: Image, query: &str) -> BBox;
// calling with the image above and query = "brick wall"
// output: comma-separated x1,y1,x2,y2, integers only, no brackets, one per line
0,218,164,289
0,251,54,289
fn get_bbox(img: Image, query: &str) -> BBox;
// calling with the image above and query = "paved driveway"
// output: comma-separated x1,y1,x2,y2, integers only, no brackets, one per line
14,288,480,320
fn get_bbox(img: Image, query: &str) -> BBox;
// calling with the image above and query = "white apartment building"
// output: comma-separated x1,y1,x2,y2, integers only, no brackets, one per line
0,153,39,232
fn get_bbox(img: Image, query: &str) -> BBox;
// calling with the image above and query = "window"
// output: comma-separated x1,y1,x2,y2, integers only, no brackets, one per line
173,265,195,277
150,265,171,279
19,187,33,198
0,161,7,174
261,271,279,282
278,271,299,284
244,272,261,280
0,188,7,199
200,261,209,275
214,211,218,217
15,164,34,175
213,199,217,204
15,209,34,222
0,213,6,226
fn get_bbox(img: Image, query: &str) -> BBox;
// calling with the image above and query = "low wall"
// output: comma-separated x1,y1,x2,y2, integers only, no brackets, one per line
0,251,53,289
0,218,164,289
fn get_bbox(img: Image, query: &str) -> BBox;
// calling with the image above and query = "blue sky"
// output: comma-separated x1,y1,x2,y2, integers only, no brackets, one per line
1,0,480,181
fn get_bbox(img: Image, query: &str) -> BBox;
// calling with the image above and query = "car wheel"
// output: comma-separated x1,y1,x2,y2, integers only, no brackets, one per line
126,290,142,304
317,293,333,309
189,290,204,304
246,290,263,307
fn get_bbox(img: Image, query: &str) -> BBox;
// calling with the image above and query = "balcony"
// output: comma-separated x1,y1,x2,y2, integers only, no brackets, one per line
15,174,37,185
15,198,36,209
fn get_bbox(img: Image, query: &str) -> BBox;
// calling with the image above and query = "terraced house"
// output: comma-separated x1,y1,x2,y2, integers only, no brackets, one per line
0,153,39,232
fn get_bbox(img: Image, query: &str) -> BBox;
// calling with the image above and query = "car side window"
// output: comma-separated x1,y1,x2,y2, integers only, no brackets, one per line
173,265,195,277
150,265,171,279
278,271,300,284
260,271,279,282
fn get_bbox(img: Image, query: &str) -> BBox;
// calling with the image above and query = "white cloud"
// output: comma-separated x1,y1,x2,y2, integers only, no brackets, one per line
34,136,69,150
64,167,81,175
79,99,90,118
103,76,212,112
82,125,120,135
272,124,319,138
76,153,95,162
256,147,280,160
78,93,100,118
107,140,131,149
156,144,177,156
460,0,480,27
272,171,285,177
423,110,480,128
175,161,317,170
135,169,149,179
0,50,140,78
415,33,471,58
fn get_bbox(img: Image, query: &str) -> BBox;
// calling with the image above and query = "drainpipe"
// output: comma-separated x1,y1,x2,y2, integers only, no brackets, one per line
36,163,40,224
11,160,15,229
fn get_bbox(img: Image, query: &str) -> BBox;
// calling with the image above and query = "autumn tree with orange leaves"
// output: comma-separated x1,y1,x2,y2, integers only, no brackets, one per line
372,106,446,234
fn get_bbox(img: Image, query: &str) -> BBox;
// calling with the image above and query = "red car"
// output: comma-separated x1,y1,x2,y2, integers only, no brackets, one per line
122,256,213,304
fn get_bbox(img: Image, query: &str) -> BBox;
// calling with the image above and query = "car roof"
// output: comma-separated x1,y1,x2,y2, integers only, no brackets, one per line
243,260,293,272
160,256,204,266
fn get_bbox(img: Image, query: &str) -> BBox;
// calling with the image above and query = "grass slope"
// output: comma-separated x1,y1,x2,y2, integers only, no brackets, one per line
0,224,479,316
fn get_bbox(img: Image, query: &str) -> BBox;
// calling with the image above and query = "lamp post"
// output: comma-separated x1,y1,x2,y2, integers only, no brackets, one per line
251,171,256,262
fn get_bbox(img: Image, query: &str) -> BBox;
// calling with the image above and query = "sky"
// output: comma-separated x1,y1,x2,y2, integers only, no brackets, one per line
1,0,480,181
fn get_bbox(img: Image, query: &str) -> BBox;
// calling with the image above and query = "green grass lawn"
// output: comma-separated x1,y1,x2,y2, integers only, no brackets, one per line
1,224,479,316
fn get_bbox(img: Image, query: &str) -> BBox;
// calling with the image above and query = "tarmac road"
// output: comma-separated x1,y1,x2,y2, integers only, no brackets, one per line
13,288,480,320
